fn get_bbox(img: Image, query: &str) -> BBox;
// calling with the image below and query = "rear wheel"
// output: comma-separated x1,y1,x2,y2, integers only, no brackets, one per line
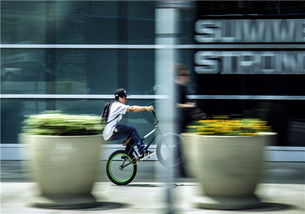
106,150,137,185
156,133,184,168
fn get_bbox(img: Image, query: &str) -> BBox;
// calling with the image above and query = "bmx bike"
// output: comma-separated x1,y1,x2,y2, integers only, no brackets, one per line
106,111,184,185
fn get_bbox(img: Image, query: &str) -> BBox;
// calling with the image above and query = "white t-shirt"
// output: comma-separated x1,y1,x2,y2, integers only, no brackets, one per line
102,101,129,141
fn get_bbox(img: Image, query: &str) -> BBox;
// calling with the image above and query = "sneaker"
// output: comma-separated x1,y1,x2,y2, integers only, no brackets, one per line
139,150,155,160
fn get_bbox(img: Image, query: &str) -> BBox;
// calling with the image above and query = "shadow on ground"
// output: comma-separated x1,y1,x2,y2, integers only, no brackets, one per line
241,202,296,212
30,202,129,211
116,183,161,188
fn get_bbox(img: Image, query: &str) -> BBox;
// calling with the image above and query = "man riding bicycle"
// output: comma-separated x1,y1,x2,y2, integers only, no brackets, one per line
102,88,154,158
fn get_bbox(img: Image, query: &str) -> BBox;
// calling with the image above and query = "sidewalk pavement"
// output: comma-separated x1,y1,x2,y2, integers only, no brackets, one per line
1,161,305,214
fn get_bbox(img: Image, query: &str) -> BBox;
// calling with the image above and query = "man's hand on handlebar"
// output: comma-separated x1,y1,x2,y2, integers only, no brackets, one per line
146,105,154,112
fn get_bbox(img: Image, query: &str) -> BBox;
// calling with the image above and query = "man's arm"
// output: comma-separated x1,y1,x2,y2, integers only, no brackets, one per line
127,105,154,113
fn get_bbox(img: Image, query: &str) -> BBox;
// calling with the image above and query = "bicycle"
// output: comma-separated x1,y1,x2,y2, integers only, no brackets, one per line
106,111,184,185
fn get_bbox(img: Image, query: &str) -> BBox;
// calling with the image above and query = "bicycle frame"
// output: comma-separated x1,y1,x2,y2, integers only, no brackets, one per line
142,111,160,149
121,111,160,167
131,111,160,157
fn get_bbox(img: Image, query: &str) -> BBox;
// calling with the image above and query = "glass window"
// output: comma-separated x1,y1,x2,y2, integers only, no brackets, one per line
1,1,47,44
1,49,159,95
178,48,305,95
127,50,155,95
1,99,155,144
1,1,159,44
127,1,155,44
179,9,196,44
1,1,119,44
195,74,305,96
1,49,119,94
195,1,305,15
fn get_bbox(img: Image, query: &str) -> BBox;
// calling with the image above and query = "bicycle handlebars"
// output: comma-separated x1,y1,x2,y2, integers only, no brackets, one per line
152,110,159,125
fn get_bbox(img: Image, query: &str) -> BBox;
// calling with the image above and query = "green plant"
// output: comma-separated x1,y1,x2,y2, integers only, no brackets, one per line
187,115,271,136
22,111,104,136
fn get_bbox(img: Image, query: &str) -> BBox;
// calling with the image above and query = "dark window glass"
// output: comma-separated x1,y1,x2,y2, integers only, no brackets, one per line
1,1,47,44
196,74,305,96
127,1,155,44
196,1,305,16
127,50,155,95
1,49,157,95
1,1,119,44
1,1,158,44
1,49,119,94
179,9,196,44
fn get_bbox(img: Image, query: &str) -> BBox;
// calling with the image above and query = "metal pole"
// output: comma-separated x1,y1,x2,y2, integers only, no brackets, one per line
155,2,193,213
155,4,178,214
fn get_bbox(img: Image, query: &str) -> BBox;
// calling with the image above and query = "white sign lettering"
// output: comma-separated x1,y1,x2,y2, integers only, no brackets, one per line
194,18,305,74
195,19,305,42
195,51,305,74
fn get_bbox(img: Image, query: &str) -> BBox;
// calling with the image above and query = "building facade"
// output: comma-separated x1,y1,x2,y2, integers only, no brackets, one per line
1,1,305,161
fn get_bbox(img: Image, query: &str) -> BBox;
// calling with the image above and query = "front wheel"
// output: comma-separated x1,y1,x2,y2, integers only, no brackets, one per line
156,133,184,168
106,150,137,185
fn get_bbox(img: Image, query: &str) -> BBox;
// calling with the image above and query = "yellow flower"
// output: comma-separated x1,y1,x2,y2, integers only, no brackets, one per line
187,116,271,136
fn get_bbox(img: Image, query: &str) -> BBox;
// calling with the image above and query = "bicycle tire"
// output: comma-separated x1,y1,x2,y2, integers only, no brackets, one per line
106,150,137,185
156,133,184,168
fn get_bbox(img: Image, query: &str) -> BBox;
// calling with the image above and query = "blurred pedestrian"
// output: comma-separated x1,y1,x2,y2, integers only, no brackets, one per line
174,63,208,178
175,63,197,134
174,64,196,178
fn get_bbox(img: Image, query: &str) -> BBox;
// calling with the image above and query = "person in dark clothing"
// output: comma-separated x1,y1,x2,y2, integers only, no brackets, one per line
175,64,196,134
174,64,196,178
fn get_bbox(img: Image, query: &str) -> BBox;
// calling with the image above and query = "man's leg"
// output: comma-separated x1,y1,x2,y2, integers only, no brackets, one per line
114,125,146,154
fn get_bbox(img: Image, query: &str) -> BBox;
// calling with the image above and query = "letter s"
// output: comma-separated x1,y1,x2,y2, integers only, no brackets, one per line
195,51,219,74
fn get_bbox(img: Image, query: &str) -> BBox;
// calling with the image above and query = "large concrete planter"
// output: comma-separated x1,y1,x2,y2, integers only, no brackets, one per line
20,134,103,208
182,132,276,210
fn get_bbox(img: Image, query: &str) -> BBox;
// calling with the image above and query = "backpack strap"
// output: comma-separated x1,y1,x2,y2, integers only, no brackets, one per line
105,114,121,124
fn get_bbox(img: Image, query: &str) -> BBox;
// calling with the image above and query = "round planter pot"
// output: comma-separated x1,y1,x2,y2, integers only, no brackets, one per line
182,132,276,210
20,134,103,209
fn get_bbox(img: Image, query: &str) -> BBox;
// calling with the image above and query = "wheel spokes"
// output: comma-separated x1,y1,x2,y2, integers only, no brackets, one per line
109,153,135,183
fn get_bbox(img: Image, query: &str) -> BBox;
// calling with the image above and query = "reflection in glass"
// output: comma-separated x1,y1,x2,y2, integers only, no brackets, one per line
1,1,157,44
1,1,119,44
1,49,120,94
1,49,159,95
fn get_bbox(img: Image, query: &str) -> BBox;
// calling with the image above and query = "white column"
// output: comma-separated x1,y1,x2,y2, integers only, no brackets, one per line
155,8,178,134
155,6,179,214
